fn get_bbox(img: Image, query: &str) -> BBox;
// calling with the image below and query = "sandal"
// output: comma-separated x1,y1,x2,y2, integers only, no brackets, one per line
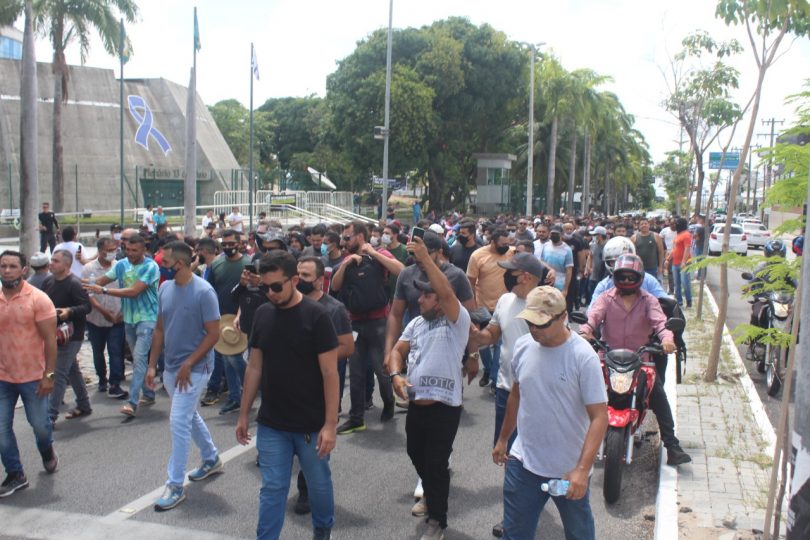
120,404,137,417
65,408,92,420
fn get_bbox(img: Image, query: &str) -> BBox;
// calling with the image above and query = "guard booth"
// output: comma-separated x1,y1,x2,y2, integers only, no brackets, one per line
472,153,517,215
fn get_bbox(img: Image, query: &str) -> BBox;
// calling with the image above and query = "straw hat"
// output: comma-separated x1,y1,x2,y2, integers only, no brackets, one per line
214,314,248,355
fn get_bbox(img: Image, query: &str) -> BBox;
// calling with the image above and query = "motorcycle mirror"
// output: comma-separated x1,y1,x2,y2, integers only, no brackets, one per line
665,318,685,333
569,311,588,325
741,272,753,280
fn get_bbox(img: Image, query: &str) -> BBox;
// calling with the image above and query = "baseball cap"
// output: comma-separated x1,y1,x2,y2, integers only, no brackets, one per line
497,252,545,280
421,231,450,256
589,226,607,237
413,279,435,294
428,223,445,235
516,286,567,326
550,225,563,233
30,252,49,269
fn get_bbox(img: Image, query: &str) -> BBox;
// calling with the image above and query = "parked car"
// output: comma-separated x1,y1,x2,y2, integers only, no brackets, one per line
742,222,771,249
708,223,748,256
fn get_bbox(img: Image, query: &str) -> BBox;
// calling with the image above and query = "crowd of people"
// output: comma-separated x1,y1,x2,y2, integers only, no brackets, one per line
0,201,710,539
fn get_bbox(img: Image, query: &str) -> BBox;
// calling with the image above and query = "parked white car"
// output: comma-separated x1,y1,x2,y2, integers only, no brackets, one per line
708,223,748,256
742,222,771,249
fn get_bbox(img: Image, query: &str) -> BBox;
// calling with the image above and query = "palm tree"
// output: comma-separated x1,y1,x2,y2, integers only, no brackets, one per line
19,0,39,257
35,0,139,212
537,55,569,215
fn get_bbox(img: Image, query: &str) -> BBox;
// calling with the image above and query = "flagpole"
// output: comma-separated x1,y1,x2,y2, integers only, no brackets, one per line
119,18,125,226
183,7,199,236
248,43,255,232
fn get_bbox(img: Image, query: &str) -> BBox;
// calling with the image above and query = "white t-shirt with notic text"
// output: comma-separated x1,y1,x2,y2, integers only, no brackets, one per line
400,300,470,406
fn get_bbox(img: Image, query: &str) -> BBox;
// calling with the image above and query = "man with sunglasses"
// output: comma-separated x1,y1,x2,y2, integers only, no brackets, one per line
580,254,690,467
236,250,339,540
493,286,607,540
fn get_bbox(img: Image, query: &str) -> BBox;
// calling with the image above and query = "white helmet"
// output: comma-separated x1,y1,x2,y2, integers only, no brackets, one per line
603,236,636,275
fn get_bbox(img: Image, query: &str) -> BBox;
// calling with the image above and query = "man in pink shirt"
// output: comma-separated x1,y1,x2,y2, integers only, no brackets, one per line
581,254,690,466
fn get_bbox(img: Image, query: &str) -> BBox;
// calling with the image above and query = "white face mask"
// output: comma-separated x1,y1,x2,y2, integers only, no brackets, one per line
104,252,117,263
113,233,122,241
381,234,392,245
370,236,380,247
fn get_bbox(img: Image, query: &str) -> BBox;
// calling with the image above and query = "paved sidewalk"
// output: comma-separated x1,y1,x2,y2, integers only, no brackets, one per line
672,287,780,538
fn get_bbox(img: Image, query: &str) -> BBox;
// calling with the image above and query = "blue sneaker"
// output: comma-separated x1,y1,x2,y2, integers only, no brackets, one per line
188,456,223,482
154,485,185,512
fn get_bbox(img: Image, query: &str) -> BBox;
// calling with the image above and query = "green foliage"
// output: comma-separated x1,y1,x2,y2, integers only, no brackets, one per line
654,150,691,211
731,324,794,349
716,0,810,36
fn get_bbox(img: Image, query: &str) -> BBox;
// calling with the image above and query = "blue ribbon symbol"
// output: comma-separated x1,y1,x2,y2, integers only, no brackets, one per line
127,95,172,155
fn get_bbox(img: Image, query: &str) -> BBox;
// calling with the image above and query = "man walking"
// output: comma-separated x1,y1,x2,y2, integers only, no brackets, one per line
0,251,59,497
493,287,608,539
38,202,59,254
388,236,471,540
85,234,160,417
83,237,127,398
42,250,92,424
236,250,339,540
631,218,665,279
146,241,222,511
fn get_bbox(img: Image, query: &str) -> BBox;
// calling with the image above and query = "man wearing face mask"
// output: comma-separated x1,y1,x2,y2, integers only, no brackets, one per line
320,231,345,295
540,226,573,297
467,228,513,389
206,230,251,415
449,219,480,272
82,237,127,398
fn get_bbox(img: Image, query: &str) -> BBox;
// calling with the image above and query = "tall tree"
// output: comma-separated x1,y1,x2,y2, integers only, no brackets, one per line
34,0,139,212
19,0,38,257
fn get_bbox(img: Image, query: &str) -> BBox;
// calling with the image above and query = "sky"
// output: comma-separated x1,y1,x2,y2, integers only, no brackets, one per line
19,0,810,167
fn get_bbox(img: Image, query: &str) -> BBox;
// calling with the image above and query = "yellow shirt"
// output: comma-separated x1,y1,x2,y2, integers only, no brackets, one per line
466,246,514,311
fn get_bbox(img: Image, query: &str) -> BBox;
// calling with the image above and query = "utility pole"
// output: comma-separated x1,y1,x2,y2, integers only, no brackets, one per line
380,0,394,215
758,118,783,225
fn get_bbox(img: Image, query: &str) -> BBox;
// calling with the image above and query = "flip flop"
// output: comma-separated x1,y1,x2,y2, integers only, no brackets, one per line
65,408,92,420
120,404,137,417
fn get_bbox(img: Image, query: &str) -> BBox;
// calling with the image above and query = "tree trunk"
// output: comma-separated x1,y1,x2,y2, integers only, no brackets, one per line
546,115,558,216
566,127,576,216
582,132,590,217
692,149,705,218
604,159,611,215
19,0,38,257
51,22,67,214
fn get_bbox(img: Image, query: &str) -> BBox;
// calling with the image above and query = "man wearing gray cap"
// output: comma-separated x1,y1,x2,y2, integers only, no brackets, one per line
493,286,607,540
471,252,547,538
27,253,51,290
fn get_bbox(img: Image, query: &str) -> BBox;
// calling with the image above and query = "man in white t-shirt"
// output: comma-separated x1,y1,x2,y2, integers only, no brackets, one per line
492,286,607,540
472,252,546,538
227,207,244,233
659,217,677,294
142,205,155,233
53,226,95,277
201,209,215,231
389,236,471,540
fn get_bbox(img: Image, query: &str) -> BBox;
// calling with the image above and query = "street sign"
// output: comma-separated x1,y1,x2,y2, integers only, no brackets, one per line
709,152,740,170
372,176,405,191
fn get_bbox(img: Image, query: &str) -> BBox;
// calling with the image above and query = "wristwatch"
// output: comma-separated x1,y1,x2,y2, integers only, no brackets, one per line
101,287,108,295
389,371,402,381
45,372,55,381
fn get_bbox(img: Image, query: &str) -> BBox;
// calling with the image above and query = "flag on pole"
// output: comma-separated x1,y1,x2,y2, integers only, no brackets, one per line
119,19,130,64
193,8,201,51
251,44,260,81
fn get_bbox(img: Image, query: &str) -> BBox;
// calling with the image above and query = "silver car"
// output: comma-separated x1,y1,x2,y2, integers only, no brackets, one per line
742,222,771,249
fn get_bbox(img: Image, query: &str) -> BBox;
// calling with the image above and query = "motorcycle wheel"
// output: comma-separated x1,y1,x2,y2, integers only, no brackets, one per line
757,345,767,374
766,345,782,397
676,349,686,384
603,426,626,504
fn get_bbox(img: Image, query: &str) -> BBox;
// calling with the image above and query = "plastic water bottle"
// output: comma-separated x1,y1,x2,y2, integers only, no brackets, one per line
540,479,569,496
87,271,96,297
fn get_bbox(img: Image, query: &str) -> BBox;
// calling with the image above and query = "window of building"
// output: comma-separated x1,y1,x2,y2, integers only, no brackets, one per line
0,36,23,60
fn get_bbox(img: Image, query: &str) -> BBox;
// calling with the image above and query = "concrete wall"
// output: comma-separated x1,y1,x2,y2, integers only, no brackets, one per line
0,58,239,214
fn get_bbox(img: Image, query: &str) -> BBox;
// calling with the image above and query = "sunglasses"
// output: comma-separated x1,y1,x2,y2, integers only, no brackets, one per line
615,274,640,284
527,312,565,330
259,278,289,294
342,235,352,242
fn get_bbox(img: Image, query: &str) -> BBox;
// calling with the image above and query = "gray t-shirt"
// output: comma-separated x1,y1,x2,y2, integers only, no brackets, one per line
510,332,607,478
158,274,221,374
589,240,606,282
400,301,471,407
491,293,528,391
394,262,473,320
318,292,352,358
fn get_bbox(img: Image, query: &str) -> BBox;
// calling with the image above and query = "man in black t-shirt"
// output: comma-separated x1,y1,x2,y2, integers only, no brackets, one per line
38,202,59,254
563,221,588,311
449,219,480,272
236,250,339,540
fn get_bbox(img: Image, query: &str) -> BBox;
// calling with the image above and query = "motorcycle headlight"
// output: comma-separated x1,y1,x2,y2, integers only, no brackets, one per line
609,370,634,394
772,302,790,320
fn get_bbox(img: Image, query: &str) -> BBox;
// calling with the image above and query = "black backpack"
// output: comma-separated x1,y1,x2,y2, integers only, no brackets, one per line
340,255,388,314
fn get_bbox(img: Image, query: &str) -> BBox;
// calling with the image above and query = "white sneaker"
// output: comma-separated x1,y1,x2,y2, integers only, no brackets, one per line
411,496,427,517
414,477,423,500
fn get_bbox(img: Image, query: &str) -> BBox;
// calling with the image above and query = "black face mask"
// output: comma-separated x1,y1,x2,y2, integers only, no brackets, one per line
458,234,468,244
1,278,21,289
223,247,237,258
550,233,561,244
296,279,316,295
503,272,519,292
496,245,510,255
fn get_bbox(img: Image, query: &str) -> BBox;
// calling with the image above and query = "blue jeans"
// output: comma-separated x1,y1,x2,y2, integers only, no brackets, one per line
87,322,125,387
256,424,334,539
503,458,595,540
162,369,218,486
125,321,156,409
493,388,517,449
49,340,91,420
217,350,246,404
672,264,692,306
206,353,225,393
479,338,501,387
0,380,53,475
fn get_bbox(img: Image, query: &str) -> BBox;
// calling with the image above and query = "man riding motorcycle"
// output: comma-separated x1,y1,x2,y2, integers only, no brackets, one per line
580,254,691,466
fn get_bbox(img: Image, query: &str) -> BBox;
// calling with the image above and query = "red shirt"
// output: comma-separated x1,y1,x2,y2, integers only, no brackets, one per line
671,231,692,266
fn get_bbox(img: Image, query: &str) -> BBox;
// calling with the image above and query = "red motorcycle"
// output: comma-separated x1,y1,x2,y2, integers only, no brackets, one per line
570,312,684,503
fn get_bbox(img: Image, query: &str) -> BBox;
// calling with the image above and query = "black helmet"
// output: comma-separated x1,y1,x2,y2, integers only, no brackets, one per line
764,239,786,258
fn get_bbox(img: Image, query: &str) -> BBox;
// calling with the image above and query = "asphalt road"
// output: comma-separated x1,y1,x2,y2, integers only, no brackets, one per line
2,369,661,539
703,248,795,428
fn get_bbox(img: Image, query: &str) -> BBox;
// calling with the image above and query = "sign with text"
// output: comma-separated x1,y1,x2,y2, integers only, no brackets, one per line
709,152,740,170
372,176,406,191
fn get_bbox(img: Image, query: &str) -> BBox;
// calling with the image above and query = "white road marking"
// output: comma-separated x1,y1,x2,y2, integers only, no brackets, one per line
654,352,678,540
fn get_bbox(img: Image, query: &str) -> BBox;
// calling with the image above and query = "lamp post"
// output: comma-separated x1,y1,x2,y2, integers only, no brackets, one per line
381,0,394,214
523,42,545,217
